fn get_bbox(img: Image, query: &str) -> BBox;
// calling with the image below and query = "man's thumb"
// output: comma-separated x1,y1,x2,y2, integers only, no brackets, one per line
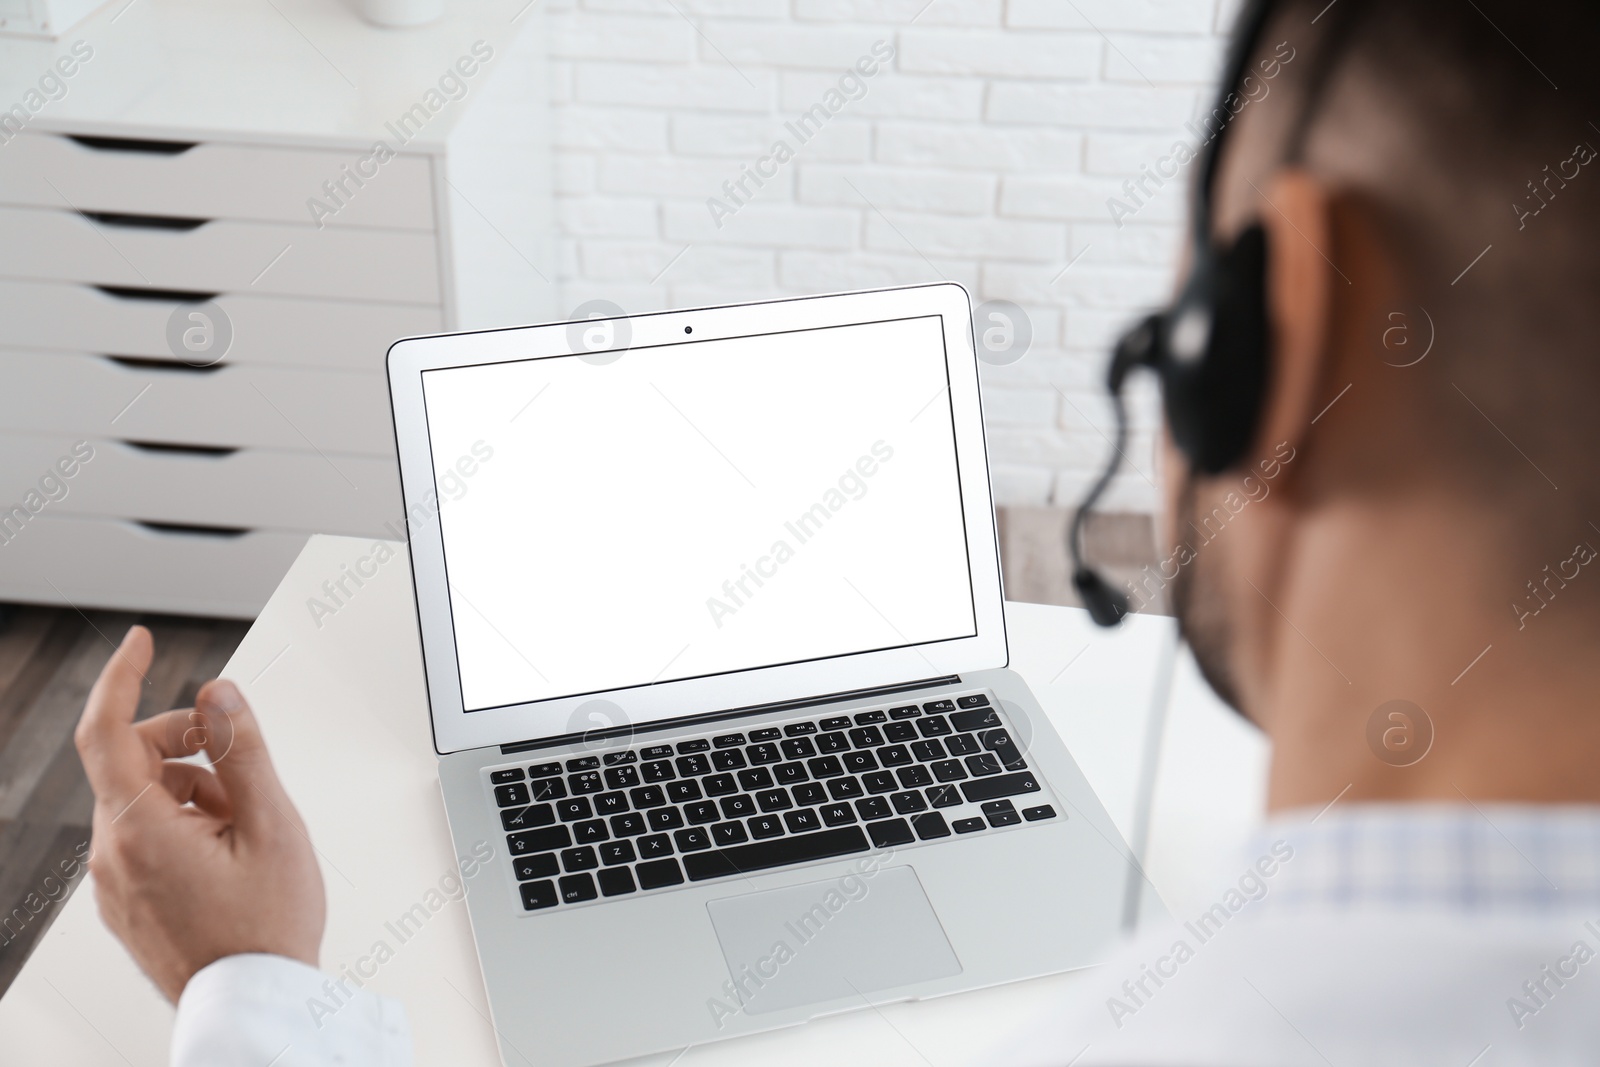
195,679,297,834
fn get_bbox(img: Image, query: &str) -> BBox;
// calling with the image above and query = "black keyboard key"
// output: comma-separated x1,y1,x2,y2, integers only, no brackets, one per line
953,817,985,834
748,814,785,839
648,807,685,831
508,826,571,855
675,827,713,852
926,785,963,808
569,771,603,794
641,745,674,760
500,803,555,831
932,760,968,782
713,733,746,748
610,812,647,837
848,727,885,748
923,699,956,713
888,705,920,719
676,754,711,777
574,819,609,844
1023,805,1058,821
890,791,927,814
712,749,747,771
528,762,562,779
594,791,629,816
911,740,945,762
985,806,1021,828
520,880,558,910
600,840,636,865
712,821,749,845
494,783,530,808
862,771,898,794
884,722,918,743
603,751,637,766
897,765,933,788
855,796,892,820
821,802,858,826
817,732,849,753
781,738,816,760
559,873,598,903
601,767,640,793
642,760,675,783
636,858,684,889
981,729,1027,770
638,833,673,858
784,809,821,833
854,710,887,725
720,793,757,819
491,768,525,785
827,777,864,800
867,819,914,848
558,798,593,822
964,754,1002,777
945,733,981,756
561,846,598,872
957,694,991,709
757,789,792,812
747,743,782,765
567,756,600,772
529,778,567,802
667,780,703,803
792,782,828,806
598,867,637,897
774,762,809,785
843,750,879,774
918,715,952,737
685,801,720,825
951,709,1000,732
962,771,1040,803
820,716,852,732
630,785,667,809
783,722,818,736
677,738,710,753
749,727,781,742
513,853,558,880
738,767,774,791
911,812,951,840
808,756,844,779
704,773,738,796
682,826,869,881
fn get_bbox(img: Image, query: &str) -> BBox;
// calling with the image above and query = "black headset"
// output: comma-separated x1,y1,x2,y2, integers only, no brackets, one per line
1069,0,1351,627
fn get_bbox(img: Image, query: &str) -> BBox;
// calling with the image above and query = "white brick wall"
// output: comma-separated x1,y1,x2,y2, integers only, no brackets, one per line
543,0,1233,512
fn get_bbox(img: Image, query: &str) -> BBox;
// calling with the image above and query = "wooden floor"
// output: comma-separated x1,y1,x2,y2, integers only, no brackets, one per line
0,605,247,998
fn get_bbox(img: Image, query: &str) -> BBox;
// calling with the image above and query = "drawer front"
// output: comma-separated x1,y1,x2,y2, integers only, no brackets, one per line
0,279,444,372
0,206,440,304
0,433,402,537
0,513,308,619
0,350,394,455
0,133,436,230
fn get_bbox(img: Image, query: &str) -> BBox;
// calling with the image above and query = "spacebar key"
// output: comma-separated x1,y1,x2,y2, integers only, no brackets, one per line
682,827,870,881
960,771,1041,803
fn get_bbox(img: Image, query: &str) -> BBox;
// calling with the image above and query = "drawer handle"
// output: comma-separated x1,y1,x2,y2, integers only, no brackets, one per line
124,440,239,458
135,520,249,539
66,134,198,155
106,355,224,375
82,210,209,232
95,285,220,304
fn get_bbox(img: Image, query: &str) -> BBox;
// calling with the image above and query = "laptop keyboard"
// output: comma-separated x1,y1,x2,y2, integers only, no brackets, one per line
487,692,1059,912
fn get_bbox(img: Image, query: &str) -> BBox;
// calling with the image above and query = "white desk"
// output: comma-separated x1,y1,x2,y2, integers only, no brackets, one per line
0,534,1266,1065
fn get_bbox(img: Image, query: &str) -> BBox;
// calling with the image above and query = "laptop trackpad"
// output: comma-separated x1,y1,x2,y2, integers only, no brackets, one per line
705,866,962,1016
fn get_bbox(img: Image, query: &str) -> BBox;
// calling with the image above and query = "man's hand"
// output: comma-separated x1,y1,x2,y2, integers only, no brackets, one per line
74,625,326,1002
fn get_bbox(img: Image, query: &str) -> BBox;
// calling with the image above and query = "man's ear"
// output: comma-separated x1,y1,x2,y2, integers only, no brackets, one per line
1247,168,1338,481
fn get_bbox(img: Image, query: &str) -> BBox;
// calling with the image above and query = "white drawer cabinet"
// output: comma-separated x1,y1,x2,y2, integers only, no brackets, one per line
0,0,554,617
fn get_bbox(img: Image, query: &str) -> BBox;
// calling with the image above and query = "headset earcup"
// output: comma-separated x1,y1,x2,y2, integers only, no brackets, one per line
1160,223,1270,474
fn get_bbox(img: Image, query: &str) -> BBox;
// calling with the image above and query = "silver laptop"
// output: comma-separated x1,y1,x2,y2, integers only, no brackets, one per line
386,283,1136,1067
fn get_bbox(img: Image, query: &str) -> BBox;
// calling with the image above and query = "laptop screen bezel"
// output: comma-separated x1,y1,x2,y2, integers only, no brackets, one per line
387,283,1009,756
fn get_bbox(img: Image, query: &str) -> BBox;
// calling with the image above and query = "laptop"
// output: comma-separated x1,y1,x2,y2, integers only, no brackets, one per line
385,282,1136,1067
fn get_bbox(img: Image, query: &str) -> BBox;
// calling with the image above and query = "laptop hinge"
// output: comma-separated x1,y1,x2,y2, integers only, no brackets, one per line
498,675,964,755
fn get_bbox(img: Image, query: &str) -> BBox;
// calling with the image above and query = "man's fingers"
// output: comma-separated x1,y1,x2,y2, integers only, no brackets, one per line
135,708,212,760
196,680,302,838
160,761,233,819
75,626,157,809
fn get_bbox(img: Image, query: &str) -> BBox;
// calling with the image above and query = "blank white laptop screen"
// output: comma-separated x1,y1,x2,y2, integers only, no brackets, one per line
420,314,977,714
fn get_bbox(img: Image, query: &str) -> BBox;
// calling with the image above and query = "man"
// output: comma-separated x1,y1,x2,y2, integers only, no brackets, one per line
75,0,1600,1062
